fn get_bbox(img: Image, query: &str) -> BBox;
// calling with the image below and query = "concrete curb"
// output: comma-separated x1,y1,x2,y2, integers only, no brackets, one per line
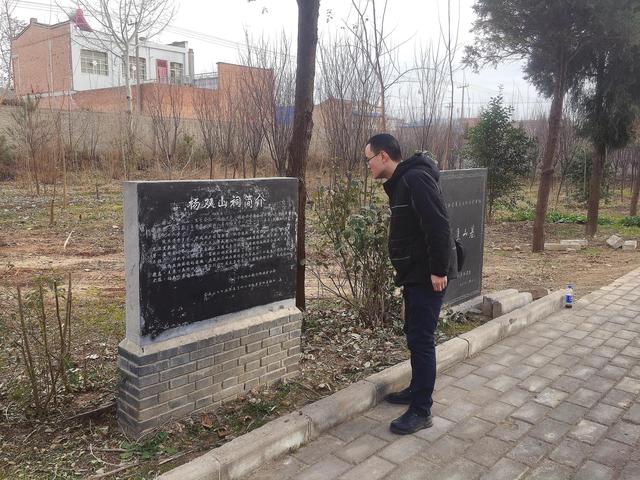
158,289,565,480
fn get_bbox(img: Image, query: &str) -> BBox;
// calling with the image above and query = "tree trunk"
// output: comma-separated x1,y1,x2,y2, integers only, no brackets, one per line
586,143,606,236
287,0,320,311
630,158,640,216
532,70,566,252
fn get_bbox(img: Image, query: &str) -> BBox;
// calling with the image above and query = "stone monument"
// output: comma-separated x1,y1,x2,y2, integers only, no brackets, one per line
441,168,487,305
117,178,302,437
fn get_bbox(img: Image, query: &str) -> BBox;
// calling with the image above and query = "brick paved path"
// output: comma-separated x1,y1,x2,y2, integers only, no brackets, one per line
248,270,640,480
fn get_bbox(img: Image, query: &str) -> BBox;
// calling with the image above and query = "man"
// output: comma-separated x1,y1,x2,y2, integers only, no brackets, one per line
364,133,457,435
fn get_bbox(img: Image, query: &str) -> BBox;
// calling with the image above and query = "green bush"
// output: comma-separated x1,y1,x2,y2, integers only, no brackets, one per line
313,180,400,326
621,216,640,227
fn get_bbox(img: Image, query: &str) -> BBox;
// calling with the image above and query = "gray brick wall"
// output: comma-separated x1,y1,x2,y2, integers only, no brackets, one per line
117,310,302,437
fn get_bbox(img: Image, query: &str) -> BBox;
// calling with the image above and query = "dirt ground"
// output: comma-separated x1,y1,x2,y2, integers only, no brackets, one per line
1,179,639,479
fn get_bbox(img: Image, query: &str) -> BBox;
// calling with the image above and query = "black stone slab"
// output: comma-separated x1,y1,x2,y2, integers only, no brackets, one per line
440,169,487,305
135,179,297,338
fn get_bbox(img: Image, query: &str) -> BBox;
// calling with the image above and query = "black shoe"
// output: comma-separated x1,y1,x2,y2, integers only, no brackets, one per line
390,408,433,435
386,387,412,405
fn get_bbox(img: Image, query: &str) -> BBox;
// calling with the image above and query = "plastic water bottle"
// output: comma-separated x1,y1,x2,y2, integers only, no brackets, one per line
565,283,573,308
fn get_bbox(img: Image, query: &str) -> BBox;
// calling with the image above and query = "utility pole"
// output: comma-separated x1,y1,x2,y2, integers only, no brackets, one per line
457,71,469,123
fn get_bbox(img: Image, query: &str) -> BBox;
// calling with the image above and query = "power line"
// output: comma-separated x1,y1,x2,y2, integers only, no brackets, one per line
15,0,294,59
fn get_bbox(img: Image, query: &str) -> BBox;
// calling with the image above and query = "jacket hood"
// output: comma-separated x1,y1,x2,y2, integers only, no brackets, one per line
384,152,440,195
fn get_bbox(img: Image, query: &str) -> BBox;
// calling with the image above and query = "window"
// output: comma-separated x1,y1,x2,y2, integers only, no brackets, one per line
80,49,108,75
170,62,183,83
127,56,146,81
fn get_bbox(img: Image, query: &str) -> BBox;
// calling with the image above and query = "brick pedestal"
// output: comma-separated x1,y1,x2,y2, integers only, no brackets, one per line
117,306,302,437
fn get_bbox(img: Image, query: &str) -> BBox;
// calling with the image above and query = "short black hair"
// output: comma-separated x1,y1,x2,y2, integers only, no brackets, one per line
367,133,402,161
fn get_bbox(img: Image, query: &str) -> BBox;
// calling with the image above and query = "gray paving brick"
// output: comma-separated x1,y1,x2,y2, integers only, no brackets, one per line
449,417,494,441
549,437,591,467
607,420,640,445
570,419,609,445
586,375,617,394
620,461,640,479
330,416,377,442
485,375,520,392
511,402,550,424
445,362,477,378
526,459,574,480
586,402,623,426
293,455,351,480
548,402,587,425
616,376,640,395
386,455,439,480
529,417,572,444
582,354,609,369
611,354,636,369
494,353,523,367
499,388,531,407
464,436,510,468
413,415,455,442
507,435,552,466
507,364,540,381
433,385,469,405
339,455,395,480
474,363,508,379
293,435,345,465
519,375,552,393
568,387,602,408
479,458,528,480
421,435,470,465
335,434,387,464
533,387,568,408
454,373,489,391
591,438,631,469
377,435,428,464
440,400,478,422
523,353,553,368
465,386,501,406
551,354,581,369
475,401,515,424
534,364,566,381
488,419,531,442
430,457,486,480
566,364,597,380
574,461,614,480
601,389,636,409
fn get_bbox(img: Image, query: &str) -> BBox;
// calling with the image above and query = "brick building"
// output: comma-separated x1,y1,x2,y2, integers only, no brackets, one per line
10,12,272,119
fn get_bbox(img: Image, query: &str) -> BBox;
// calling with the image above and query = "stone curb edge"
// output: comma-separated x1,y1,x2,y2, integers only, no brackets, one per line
158,290,565,480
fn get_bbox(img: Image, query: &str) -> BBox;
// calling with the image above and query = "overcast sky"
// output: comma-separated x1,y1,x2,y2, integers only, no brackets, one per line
16,0,550,119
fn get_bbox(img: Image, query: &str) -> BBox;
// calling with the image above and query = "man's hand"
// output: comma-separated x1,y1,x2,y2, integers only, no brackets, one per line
431,275,448,292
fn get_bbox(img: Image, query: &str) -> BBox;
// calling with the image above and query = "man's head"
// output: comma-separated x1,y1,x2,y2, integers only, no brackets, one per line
365,133,402,180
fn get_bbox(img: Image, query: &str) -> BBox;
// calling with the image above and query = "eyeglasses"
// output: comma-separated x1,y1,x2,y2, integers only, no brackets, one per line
364,152,381,163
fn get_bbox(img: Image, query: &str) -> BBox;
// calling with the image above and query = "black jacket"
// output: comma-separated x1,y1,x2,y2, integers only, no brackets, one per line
383,152,457,286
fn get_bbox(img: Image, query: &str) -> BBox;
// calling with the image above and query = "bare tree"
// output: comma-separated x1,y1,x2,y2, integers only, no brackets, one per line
347,0,412,132
192,87,218,179
287,0,320,310
146,84,183,177
0,0,25,96
554,115,581,206
236,90,264,178
439,0,462,169
7,96,52,194
400,40,448,155
316,33,380,181
242,32,295,176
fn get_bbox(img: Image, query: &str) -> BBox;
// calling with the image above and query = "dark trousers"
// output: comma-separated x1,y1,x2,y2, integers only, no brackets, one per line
403,283,444,416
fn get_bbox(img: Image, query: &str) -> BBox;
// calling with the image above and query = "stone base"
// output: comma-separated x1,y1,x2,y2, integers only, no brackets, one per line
117,306,302,438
